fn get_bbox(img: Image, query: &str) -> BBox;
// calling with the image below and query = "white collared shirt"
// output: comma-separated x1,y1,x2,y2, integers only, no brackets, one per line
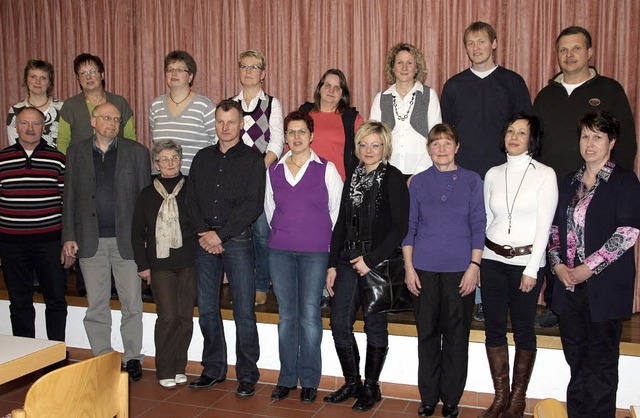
370,81,442,175
264,149,343,228
233,89,285,158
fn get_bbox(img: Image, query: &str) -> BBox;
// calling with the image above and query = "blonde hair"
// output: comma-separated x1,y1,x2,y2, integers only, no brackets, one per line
355,121,393,162
384,43,427,85
238,49,266,70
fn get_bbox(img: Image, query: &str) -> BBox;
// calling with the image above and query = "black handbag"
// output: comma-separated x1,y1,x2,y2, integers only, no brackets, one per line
360,252,412,316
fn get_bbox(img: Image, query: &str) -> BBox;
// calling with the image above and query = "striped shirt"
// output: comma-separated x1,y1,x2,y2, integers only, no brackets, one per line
0,140,65,242
149,93,216,174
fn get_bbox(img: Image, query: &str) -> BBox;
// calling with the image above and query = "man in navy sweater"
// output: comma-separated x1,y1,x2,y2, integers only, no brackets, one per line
441,21,531,321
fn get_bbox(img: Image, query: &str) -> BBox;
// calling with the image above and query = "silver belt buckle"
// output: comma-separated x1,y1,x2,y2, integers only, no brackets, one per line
502,245,516,259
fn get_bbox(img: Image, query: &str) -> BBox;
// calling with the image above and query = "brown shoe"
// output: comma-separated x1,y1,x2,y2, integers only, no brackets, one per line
478,345,510,418
255,291,267,305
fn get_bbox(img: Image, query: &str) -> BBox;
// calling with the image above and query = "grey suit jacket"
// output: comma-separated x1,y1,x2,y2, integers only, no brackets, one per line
61,136,151,259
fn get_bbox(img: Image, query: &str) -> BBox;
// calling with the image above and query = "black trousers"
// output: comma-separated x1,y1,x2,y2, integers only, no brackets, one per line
559,282,622,418
151,266,197,380
412,270,475,406
481,259,543,350
0,240,67,341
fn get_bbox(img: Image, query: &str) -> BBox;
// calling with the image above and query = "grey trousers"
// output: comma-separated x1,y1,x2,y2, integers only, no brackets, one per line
80,237,143,363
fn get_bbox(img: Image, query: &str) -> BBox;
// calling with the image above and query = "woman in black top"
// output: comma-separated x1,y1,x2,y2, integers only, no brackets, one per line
324,121,409,412
131,139,196,389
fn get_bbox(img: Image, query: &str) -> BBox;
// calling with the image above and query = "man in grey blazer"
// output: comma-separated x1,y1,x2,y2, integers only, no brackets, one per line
62,102,151,382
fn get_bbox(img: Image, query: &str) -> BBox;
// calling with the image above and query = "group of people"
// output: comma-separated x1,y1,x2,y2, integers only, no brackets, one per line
1,20,638,418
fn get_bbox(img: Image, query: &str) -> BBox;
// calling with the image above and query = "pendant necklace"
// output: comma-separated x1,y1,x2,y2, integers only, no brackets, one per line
505,157,533,234
170,91,191,106
392,92,416,121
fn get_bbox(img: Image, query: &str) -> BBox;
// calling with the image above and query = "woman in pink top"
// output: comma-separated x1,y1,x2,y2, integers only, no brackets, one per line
299,69,363,181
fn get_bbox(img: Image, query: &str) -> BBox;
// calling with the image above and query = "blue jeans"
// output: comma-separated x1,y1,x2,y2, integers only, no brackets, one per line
195,228,260,383
330,250,388,349
269,249,328,387
252,212,271,293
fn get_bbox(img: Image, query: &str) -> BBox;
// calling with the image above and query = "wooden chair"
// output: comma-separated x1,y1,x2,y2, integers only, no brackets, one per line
534,398,568,418
12,351,129,418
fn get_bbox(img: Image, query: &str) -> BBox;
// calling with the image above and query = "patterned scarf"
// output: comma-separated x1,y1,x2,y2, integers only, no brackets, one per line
349,162,386,208
154,177,185,258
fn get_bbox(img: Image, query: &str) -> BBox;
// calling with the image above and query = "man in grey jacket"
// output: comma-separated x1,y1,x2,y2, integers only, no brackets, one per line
62,102,151,381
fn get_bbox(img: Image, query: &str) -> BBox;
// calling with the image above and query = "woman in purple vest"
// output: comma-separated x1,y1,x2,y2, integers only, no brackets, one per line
325,121,409,411
265,111,343,403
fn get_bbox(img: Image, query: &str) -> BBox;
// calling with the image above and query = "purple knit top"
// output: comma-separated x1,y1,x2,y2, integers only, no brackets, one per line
268,158,332,252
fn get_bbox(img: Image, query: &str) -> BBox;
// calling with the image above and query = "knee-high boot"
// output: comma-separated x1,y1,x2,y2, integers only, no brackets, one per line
352,345,388,412
323,344,363,403
501,349,536,418
479,345,510,418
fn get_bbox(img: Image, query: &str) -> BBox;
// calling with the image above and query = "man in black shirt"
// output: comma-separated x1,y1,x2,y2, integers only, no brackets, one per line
186,100,265,397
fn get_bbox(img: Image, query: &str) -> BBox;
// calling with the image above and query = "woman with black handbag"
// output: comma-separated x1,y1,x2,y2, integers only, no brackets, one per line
325,121,409,412
402,124,486,417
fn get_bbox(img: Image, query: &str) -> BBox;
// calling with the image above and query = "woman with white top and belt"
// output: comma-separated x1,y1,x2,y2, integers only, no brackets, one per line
369,43,442,176
480,113,558,418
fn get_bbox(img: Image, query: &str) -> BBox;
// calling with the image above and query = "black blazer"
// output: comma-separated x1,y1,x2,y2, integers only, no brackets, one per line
551,164,640,321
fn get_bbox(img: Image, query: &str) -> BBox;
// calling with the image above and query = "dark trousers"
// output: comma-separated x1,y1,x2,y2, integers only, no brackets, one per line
151,266,197,380
0,240,67,341
412,270,474,406
559,283,622,418
481,259,543,350
330,250,388,349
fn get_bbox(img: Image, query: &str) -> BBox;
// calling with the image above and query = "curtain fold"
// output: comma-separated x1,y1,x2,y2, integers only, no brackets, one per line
1,0,640,312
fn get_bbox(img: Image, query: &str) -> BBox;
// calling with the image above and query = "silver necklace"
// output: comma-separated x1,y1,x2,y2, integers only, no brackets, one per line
505,157,533,234
392,92,416,121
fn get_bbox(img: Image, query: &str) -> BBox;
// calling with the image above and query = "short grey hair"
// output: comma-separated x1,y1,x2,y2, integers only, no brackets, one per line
152,139,183,162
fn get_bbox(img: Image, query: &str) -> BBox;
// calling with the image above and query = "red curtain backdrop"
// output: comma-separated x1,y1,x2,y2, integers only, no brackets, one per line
1,0,640,311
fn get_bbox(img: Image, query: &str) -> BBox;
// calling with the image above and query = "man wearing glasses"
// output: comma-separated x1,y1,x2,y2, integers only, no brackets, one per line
62,102,151,382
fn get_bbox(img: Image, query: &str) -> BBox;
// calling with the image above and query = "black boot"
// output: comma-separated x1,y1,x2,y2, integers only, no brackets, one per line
323,344,363,403
352,345,387,412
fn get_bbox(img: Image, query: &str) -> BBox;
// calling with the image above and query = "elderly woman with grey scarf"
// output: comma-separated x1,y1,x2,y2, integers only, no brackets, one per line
132,139,197,388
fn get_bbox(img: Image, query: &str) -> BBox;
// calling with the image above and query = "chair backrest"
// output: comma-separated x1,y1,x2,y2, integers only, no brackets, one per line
534,398,568,418
12,351,129,418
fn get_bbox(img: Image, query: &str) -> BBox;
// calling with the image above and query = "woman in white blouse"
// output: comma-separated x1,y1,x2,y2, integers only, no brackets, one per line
479,113,557,418
369,43,442,176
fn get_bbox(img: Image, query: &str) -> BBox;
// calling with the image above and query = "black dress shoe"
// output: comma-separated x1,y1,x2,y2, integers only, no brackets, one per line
300,387,317,403
271,385,296,400
125,359,142,382
442,404,459,417
188,375,225,389
418,404,436,416
236,381,256,396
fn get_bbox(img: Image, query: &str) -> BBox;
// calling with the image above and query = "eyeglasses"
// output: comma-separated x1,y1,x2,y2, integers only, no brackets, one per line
166,68,190,75
286,129,310,136
321,83,342,92
156,155,181,163
240,65,262,72
358,143,383,150
93,115,122,124
78,69,99,77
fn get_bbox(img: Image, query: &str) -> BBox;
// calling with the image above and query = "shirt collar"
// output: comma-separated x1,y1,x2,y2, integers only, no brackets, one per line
383,81,423,95
572,159,615,185
276,149,323,166
92,136,118,155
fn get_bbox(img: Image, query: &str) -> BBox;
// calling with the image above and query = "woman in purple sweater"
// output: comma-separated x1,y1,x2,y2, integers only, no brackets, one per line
264,111,343,403
402,124,486,417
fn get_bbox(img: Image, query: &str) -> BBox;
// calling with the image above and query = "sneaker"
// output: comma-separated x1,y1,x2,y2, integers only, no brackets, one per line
159,379,176,388
535,307,559,328
255,291,267,305
473,303,485,322
125,359,142,382
175,374,188,384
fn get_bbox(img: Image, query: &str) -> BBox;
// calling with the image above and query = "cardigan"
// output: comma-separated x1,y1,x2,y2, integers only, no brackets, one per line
329,162,409,269
550,164,640,321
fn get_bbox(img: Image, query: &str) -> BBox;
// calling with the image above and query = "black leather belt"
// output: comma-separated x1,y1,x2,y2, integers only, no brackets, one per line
485,238,533,259
343,241,372,253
